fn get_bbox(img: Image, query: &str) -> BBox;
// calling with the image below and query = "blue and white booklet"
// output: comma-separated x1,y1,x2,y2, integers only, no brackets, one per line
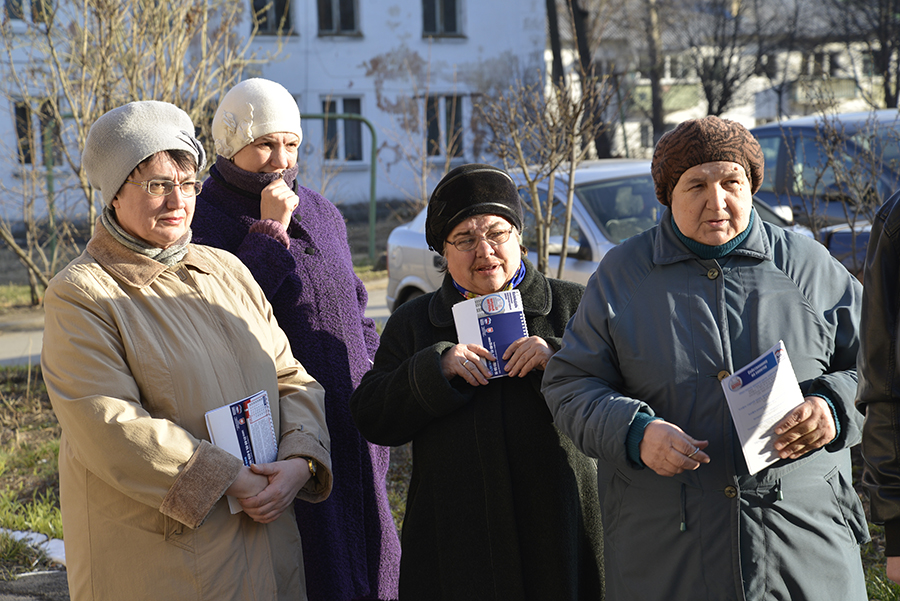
452,289,528,379
720,341,805,475
205,390,278,513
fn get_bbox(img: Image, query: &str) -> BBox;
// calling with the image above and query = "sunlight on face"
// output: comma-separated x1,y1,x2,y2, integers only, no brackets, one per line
231,132,300,173
670,161,753,246
444,214,521,296
112,154,196,249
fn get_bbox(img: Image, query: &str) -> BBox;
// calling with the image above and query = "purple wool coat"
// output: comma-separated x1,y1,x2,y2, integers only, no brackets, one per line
192,158,401,601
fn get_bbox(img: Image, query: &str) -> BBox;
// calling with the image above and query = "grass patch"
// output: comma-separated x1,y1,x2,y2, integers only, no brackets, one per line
386,442,412,534
0,531,54,581
0,366,62,548
352,264,389,282
0,490,62,541
0,284,35,310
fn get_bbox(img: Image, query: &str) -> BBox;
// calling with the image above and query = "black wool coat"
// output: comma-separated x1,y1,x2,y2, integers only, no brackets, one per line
350,260,604,601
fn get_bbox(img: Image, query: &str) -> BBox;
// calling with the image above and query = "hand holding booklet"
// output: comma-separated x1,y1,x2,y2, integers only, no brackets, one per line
452,289,528,379
205,390,278,514
720,341,805,475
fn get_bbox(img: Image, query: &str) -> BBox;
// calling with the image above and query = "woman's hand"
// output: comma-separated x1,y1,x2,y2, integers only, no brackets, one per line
225,466,268,499
773,396,836,459
259,178,299,229
441,343,495,386
640,420,710,477
503,336,553,377
237,458,311,524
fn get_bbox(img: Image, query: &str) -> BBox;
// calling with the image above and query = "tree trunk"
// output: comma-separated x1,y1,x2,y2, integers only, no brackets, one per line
547,0,565,87
646,0,665,142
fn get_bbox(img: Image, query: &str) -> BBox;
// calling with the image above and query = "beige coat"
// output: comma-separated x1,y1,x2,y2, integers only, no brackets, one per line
42,226,332,601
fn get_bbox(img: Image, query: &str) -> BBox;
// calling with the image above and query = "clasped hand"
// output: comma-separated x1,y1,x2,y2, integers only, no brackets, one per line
225,458,311,524
440,337,553,386
260,178,299,229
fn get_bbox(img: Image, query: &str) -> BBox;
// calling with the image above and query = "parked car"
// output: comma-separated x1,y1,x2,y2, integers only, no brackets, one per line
750,110,900,229
385,159,806,312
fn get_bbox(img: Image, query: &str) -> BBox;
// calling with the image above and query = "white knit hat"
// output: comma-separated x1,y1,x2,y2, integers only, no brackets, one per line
212,78,303,159
82,101,206,206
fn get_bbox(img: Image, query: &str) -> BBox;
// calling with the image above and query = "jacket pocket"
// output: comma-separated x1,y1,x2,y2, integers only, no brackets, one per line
164,515,196,552
824,466,870,545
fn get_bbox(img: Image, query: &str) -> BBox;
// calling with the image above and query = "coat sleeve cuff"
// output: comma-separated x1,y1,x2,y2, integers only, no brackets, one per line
806,392,841,444
159,441,243,529
626,413,663,466
249,219,291,248
279,430,333,503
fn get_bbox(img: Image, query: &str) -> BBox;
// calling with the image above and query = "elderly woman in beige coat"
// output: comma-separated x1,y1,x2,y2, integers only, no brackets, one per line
41,100,332,601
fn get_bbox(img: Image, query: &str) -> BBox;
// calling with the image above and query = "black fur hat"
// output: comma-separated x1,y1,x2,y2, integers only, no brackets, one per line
425,163,524,252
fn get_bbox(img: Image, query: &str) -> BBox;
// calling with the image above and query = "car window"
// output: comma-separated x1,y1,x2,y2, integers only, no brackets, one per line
574,175,660,244
755,135,780,194
518,188,584,252
789,135,851,199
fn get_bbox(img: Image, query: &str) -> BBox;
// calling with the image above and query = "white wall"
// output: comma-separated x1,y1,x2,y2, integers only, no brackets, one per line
244,0,546,206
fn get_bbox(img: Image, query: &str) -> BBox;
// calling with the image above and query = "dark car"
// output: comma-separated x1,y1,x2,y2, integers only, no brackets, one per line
750,110,900,229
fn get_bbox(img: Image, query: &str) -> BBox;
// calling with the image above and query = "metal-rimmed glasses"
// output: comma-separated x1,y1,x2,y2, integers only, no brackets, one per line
446,228,513,252
125,179,203,197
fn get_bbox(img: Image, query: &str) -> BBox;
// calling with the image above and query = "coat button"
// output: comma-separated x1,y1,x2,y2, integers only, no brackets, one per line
724,485,738,498
717,370,730,381
707,268,719,279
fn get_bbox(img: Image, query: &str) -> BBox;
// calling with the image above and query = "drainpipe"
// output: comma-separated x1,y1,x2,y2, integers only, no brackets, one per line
300,113,379,262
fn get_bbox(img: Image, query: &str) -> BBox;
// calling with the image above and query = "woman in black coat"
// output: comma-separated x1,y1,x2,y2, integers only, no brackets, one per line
350,164,604,600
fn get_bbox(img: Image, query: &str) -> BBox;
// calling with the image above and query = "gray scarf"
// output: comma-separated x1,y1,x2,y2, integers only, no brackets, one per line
101,205,191,267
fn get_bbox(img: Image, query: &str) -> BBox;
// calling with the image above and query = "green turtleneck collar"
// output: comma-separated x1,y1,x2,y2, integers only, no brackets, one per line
671,209,755,260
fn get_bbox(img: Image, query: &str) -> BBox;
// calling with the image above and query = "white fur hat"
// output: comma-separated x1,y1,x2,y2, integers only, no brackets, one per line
212,78,303,159
82,101,205,206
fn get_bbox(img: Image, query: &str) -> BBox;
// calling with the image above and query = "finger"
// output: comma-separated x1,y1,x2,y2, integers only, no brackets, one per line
774,403,813,435
502,337,529,360
778,430,827,458
512,354,544,378
249,462,276,476
459,358,488,386
469,359,491,384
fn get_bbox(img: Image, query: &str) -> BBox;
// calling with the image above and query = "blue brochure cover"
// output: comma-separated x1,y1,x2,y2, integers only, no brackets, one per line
452,290,528,378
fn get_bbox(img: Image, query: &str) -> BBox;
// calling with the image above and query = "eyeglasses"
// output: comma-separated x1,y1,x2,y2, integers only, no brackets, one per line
125,179,203,197
446,228,513,252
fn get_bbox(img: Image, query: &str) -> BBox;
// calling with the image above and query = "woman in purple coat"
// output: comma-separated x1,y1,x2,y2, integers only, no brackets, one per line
191,78,400,601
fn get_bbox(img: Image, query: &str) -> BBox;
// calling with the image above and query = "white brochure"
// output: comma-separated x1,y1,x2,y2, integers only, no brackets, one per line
720,341,805,475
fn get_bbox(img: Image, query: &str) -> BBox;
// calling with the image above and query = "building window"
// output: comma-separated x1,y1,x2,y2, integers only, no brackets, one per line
14,102,33,165
317,0,357,35
666,55,690,79
6,0,51,23
323,98,363,161
423,0,459,36
754,53,777,79
252,0,292,35
640,123,652,149
13,99,63,167
426,94,463,158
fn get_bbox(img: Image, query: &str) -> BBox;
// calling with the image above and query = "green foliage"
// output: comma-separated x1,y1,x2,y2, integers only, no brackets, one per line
0,531,53,581
0,285,33,309
0,490,62,541
863,525,900,600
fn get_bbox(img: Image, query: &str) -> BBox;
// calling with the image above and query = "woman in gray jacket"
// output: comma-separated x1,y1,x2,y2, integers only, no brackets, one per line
542,116,867,600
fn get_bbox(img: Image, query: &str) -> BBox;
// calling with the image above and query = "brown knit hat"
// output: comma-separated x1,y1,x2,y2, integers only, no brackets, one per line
651,116,764,206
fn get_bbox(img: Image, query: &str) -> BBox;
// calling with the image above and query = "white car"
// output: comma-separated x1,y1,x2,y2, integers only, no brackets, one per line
385,159,801,312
